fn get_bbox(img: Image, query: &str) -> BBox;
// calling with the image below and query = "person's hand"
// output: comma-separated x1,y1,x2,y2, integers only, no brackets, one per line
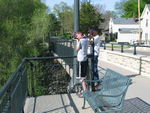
72,37,77,40
73,37,80,42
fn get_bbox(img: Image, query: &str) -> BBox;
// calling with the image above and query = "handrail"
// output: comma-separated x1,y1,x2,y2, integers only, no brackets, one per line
0,55,77,113
103,42,150,48
0,59,26,98
0,58,27,113
25,56,76,61
102,42,150,55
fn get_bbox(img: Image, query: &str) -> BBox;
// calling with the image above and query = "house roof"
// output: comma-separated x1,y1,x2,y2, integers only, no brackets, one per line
112,18,138,25
119,28,142,33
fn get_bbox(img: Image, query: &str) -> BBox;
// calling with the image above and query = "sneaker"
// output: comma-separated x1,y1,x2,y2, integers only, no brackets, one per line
94,82,100,88
77,91,83,98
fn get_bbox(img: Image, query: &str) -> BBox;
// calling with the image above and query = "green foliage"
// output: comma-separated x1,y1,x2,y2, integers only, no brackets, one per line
80,2,102,34
53,2,73,36
0,0,51,88
48,13,61,36
115,0,149,17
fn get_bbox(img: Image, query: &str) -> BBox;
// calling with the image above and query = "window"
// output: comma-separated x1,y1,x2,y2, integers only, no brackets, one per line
146,19,148,27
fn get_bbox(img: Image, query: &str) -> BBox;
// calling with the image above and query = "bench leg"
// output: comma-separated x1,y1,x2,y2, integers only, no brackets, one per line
82,98,86,109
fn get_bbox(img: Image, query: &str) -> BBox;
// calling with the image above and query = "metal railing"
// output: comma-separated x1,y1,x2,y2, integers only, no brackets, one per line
0,39,96,113
0,56,79,113
26,56,76,96
103,43,150,55
0,59,27,113
52,39,75,57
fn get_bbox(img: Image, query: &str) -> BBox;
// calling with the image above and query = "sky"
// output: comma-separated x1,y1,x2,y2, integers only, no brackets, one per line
42,0,121,12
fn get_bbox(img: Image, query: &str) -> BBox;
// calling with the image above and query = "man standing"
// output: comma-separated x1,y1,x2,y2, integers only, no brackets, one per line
75,31,89,92
89,29,101,90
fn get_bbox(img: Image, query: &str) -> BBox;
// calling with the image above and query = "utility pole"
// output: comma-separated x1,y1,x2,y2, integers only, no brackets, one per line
138,0,141,44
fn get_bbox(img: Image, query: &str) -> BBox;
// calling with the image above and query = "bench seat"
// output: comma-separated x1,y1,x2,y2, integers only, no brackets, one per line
82,68,132,113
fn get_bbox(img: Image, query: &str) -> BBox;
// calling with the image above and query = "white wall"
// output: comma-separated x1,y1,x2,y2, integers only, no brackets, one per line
141,7,150,41
109,18,139,34
99,50,150,78
109,18,139,43
117,32,139,43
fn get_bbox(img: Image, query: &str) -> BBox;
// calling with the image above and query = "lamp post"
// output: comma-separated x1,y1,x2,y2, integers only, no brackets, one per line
74,0,80,32
72,0,80,88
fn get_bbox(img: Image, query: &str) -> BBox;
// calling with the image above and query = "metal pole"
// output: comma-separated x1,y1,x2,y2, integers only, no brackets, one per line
104,43,106,50
74,0,80,32
111,44,114,51
72,0,79,88
138,0,141,44
121,44,123,53
133,44,137,55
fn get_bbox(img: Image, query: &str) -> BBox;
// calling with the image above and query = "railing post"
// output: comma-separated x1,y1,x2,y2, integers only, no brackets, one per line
111,43,114,51
72,41,77,87
30,63,35,96
104,43,106,50
121,44,123,53
133,44,137,55
91,41,95,91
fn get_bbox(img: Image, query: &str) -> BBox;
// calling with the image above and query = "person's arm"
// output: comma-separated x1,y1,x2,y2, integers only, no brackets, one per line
94,35,100,45
76,40,81,51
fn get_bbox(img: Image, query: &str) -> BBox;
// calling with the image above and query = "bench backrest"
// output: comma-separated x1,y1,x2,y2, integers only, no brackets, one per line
98,69,131,108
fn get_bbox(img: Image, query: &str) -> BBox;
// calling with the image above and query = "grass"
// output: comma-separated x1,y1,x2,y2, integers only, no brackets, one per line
105,45,132,49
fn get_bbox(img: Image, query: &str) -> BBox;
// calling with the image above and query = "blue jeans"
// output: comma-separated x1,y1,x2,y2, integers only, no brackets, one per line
92,56,99,80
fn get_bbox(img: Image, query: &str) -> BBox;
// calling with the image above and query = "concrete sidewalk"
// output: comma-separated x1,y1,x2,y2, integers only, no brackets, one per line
99,60,150,104
24,60,150,113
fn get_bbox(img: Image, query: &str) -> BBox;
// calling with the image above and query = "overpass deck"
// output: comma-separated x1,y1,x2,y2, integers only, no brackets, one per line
24,60,150,113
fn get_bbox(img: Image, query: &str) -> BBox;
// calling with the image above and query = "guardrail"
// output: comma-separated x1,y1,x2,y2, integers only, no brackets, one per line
26,56,76,96
0,56,78,113
103,43,150,55
0,59,27,113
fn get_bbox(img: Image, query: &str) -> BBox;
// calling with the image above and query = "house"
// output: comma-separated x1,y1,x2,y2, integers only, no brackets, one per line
109,4,150,44
141,4,150,44
109,18,139,44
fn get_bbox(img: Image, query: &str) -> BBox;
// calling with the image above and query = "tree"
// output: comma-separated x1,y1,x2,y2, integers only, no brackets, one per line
53,2,73,36
0,0,51,88
48,13,61,36
80,2,102,34
115,0,150,17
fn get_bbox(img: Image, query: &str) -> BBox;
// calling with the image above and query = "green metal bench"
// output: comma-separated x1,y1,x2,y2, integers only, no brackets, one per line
82,68,132,113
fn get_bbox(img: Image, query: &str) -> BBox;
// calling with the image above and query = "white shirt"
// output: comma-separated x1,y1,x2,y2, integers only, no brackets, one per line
93,35,101,56
77,38,89,62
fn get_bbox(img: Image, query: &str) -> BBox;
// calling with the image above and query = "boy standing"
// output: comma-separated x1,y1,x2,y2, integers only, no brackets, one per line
89,29,101,90
75,31,89,92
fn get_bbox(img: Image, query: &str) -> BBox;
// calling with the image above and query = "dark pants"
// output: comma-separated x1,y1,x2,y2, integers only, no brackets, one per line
92,56,99,80
77,60,88,78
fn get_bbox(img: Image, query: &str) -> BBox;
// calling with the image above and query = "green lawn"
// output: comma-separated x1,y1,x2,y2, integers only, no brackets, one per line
105,45,131,49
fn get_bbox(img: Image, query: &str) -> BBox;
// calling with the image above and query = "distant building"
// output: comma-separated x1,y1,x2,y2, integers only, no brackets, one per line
109,4,150,44
109,18,139,44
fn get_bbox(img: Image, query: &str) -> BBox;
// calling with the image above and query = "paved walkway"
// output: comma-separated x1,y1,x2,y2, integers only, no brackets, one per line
24,94,95,113
24,60,150,113
99,60,150,104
